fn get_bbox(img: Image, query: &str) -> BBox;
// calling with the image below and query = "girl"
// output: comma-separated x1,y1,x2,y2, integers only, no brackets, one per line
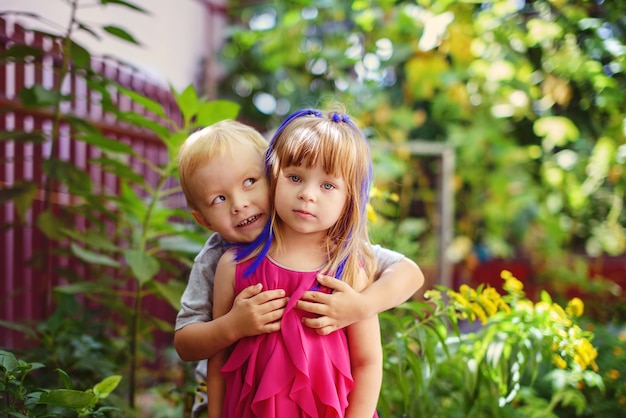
208,108,382,418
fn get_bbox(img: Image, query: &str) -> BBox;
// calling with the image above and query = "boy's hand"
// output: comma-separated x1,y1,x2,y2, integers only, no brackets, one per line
231,284,287,337
296,274,370,335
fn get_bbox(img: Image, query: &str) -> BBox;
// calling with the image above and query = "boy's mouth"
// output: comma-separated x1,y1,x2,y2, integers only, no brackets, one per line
237,214,261,227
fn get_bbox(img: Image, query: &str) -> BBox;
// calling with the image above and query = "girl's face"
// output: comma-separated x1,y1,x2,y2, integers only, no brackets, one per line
274,161,348,237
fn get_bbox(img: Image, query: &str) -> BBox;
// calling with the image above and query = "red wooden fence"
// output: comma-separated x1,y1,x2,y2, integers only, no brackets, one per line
0,15,186,350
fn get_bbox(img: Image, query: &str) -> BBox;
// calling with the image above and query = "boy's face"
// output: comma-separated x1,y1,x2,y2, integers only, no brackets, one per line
188,143,270,243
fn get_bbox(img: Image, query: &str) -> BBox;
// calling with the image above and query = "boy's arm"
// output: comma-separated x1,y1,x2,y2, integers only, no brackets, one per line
174,284,287,360
206,251,237,418
345,313,383,418
296,256,424,335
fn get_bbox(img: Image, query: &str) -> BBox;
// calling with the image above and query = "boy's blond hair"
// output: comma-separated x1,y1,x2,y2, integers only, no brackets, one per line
177,120,268,211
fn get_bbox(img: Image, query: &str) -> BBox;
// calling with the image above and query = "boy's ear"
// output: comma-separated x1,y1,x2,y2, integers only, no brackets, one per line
192,210,212,230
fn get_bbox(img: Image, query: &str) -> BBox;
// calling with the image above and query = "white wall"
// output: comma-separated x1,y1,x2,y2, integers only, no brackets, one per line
3,0,223,90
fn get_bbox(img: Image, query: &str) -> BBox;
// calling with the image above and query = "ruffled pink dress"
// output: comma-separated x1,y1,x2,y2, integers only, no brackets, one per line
220,256,356,417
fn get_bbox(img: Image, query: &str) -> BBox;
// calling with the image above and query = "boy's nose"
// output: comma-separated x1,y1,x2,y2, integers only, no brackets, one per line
231,195,249,213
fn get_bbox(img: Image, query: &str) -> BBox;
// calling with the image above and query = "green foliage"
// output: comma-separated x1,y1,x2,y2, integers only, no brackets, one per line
0,350,121,417
219,0,626,291
0,0,239,410
378,272,609,417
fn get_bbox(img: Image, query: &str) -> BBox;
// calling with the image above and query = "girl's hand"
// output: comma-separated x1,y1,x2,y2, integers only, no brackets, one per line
296,274,370,335
231,284,288,336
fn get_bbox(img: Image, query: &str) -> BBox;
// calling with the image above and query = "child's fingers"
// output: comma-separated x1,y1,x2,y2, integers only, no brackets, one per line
238,283,263,299
315,274,350,291
296,299,328,316
253,289,287,303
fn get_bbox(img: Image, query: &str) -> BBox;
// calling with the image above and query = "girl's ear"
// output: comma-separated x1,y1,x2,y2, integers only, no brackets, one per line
192,210,212,230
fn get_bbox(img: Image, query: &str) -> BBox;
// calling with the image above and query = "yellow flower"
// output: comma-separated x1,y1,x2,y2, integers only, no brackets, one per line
500,270,513,280
459,284,477,300
447,290,471,309
552,354,567,369
502,276,524,295
608,369,621,380
620,396,626,405
613,346,623,357
424,289,442,302
478,293,499,317
566,297,584,317
619,331,626,342
366,203,378,223
470,301,488,324
573,339,598,371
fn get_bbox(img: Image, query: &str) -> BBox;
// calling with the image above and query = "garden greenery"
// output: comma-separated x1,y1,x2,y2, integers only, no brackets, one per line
1,0,624,417
379,270,606,417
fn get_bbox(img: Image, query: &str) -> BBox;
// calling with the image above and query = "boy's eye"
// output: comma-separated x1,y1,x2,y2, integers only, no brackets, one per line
243,178,256,187
211,195,226,205
289,175,301,183
322,183,335,191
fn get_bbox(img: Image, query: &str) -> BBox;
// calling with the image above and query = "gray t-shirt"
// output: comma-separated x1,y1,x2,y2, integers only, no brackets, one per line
175,232,404,330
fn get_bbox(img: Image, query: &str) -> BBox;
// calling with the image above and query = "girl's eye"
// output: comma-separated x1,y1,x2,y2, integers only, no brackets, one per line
289,175,301,183
322,183,335,191
211,195,226,205
244,178,256,187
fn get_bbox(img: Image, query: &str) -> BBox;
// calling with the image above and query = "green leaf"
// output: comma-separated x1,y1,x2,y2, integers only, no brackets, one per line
93,375,122,399
102,25,141,45
124,249,159,284
0,130,46,143
70,40,91,68
91,157,144,184
66,115,100,135
158,235,204,255
0,350,19,372
36,210,67,240
43,159,93,195
152,279,186,310
196,100,240,126
0,44,44,62
0,321,39,341
19,85,66,107
117,86,166,117
77,132,135,155
54,281,116,296
38,389,96,409
71,243,121,267
55,368,74,390
61,228,120,252
115,110,171,138
100,0,149,14
174,85,199,125
0,181,37,205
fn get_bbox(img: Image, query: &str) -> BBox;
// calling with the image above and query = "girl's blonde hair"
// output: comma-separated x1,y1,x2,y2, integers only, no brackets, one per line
177,120,267,211
257,108,376,288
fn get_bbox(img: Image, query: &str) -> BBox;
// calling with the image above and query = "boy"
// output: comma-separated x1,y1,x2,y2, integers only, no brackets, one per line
174,120,424,417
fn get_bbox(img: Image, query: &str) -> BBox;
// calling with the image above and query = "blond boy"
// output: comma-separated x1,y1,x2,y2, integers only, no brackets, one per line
174,120,424,417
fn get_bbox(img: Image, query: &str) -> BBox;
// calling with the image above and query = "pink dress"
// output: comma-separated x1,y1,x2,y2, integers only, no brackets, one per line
220,256,355,417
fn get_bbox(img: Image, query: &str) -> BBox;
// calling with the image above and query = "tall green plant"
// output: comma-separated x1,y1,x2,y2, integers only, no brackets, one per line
378,271,604,417
1,0,239,409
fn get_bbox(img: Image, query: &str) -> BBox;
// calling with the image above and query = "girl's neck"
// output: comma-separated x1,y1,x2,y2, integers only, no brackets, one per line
270,225,328,271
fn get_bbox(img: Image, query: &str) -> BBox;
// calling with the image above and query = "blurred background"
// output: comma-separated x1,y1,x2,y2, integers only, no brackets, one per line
1,0,625,416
